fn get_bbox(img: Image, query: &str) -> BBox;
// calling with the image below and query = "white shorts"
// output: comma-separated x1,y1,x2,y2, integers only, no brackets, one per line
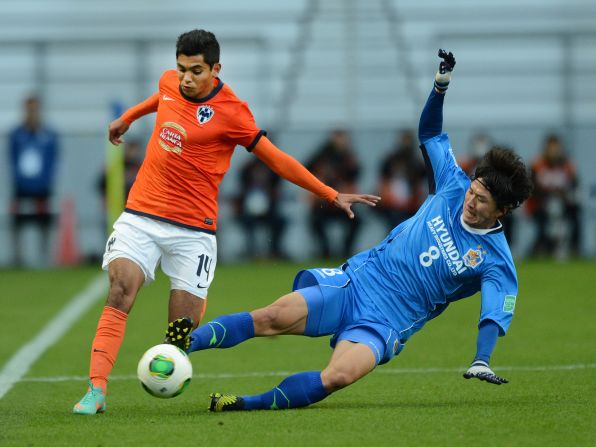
102,212,217,298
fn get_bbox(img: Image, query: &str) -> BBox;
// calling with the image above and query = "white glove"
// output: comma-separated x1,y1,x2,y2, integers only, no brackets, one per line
463,360,508,385
434,49,456,92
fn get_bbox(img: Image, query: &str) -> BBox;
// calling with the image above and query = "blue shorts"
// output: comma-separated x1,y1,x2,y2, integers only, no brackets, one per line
294,267,404,365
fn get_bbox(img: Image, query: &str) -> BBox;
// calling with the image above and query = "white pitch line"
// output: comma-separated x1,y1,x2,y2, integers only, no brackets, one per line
0,273,108,399
18,363,596,383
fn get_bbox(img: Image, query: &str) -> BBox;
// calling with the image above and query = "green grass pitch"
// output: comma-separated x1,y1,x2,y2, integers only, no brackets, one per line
0,260,594,446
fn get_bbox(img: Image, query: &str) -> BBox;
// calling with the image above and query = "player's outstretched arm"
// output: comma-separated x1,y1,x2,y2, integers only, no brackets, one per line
253,137,380,218
109,93,160,145
418,49,456,143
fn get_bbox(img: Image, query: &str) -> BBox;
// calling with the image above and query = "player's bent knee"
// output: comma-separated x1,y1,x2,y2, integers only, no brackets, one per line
251,306,282,335
321,368,358,392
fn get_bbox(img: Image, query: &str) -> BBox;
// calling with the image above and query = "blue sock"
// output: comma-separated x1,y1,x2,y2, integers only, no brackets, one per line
473,319,500,364
188,312,254,352
243,371,329,410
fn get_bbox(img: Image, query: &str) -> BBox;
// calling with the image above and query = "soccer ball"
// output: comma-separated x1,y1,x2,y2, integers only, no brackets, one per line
137,344,193,398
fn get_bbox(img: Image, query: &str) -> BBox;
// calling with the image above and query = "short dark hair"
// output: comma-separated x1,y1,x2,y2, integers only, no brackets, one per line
176,29,220,68
473,147,533,212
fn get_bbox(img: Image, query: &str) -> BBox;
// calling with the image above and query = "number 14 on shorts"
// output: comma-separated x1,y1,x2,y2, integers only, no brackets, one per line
196,254,212,289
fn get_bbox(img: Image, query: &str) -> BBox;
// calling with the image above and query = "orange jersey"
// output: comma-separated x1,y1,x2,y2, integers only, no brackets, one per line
123,70,264,232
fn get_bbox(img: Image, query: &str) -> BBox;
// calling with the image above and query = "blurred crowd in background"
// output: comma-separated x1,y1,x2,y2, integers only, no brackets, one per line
1,0,594,269
5,94,585,268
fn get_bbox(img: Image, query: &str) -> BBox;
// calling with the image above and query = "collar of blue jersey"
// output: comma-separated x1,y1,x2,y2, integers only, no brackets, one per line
460,213,503,235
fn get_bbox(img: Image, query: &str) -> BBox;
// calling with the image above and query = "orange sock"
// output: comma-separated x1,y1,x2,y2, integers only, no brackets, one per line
199,298,208,324
89,306,128,392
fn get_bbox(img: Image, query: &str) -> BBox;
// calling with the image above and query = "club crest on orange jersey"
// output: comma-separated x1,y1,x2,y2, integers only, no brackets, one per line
197,105,215,125
463,247,484,269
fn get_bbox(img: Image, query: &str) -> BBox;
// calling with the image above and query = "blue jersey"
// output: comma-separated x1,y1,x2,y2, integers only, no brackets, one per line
9,124,59,197
344,133,518,343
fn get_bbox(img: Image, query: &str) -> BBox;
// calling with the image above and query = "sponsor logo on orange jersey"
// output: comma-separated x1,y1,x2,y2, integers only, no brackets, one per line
158,121,187,154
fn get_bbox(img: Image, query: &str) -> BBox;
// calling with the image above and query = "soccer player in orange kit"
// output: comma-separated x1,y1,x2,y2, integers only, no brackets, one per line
73,29,380,414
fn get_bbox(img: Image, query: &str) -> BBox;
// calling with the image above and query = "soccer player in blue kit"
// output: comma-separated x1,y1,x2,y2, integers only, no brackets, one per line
171,49,533,411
